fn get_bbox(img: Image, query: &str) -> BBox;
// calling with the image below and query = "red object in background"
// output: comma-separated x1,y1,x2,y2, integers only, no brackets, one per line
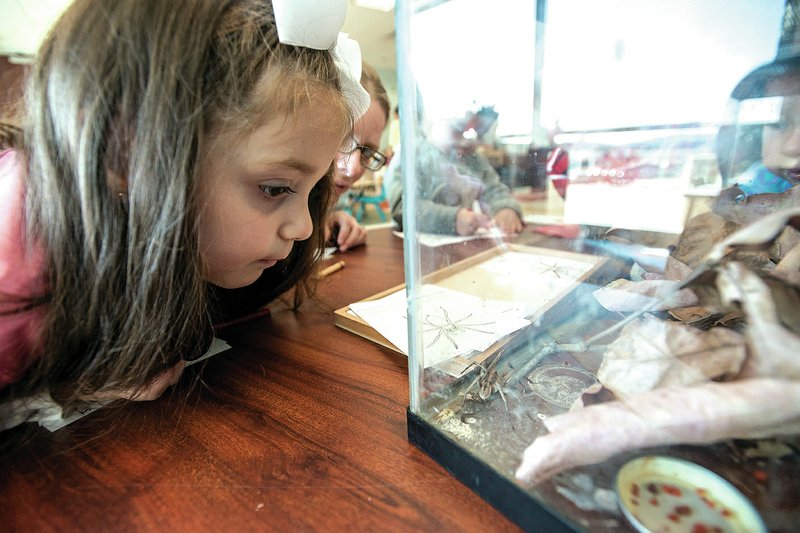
550,176,568,198
580,147,663,184
546,147,569,198
547,147,569,174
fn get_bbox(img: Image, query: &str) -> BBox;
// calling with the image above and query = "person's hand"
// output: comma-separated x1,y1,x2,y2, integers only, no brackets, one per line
493,208,524,235
329,210,367,252
455,207,491,236
81,360,185,402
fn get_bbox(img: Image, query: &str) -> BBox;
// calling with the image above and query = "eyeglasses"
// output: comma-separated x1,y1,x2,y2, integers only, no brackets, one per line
355,145,387,171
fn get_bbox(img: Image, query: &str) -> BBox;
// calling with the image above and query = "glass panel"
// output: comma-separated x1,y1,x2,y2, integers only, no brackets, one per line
397,0,798,530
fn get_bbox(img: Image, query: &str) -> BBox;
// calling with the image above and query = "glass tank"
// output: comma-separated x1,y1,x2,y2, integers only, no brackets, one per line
392,0,800,531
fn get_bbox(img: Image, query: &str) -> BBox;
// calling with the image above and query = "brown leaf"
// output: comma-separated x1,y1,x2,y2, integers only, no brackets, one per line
716,263,800,379
770,226,800,264
765,277,800,334
673,211,737,268
663,256,693,281
776,236,800,273
668,307,743,330
669,306,714,323
713,185,800,225
597,315,747,398
706,207,800,263
593,278,698,312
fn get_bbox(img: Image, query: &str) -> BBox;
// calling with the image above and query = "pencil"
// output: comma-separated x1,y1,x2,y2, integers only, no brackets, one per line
472,199,483,216
317,260,346,278
213,306,271,330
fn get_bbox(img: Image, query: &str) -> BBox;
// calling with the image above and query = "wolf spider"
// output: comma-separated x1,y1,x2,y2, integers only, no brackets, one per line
459,350,515,428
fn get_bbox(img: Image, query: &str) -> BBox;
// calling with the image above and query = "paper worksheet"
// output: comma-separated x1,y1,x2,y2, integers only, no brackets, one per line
349,285,529,368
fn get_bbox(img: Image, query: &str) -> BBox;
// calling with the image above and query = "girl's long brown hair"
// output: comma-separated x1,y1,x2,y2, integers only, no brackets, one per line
4,0,352,416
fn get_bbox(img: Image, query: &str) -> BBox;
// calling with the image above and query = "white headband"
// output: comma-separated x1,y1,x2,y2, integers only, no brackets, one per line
272,0,371,120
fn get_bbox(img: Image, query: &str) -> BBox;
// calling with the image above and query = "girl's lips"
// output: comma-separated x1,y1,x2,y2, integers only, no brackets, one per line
769,167,800,184
784,168,800,183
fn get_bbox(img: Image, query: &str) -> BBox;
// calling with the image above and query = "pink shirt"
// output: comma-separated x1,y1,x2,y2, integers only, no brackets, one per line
0,149,46,388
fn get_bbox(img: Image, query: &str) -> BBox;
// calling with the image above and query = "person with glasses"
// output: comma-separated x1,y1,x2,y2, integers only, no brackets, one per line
327,62,391,251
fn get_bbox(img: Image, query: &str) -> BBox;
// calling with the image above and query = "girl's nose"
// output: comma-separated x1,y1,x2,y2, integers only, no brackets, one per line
279,204,313,242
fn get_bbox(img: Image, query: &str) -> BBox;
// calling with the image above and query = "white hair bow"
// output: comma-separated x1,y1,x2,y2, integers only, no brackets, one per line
272,0,371,120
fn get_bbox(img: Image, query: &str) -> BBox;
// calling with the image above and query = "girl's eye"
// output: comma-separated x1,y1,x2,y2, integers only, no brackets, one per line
259,184,297,198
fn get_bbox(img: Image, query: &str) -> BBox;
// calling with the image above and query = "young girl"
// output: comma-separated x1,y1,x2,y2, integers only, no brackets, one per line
0,0,364,428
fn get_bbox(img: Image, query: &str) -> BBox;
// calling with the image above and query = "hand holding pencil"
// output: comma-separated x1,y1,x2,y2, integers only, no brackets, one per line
455,200,491,236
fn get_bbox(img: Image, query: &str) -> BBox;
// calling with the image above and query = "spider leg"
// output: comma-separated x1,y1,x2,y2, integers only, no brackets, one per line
442,329,459,349
425,315,446,327
460,375,481,410
460,324,494,335
450,313,473,325
426,328,444,348
440,306,452,323
497,385,514,431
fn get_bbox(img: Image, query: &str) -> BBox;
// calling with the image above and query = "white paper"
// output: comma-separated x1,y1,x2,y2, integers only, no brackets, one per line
349,285,529,367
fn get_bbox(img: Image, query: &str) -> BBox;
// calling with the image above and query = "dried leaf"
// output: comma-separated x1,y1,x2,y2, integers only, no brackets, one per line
668,306,713,323
765,277,800,333
663,256,693,281
713,185,800,225
770,226,800,264
668,307,743,330
593,278,698,312
706,207,800,263
597,315,747,397
776,238,800,273
716,262,800,379
673,211,737,268
769,269,800,288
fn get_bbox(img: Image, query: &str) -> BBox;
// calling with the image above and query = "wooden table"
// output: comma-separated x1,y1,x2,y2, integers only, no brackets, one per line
0,226,520,532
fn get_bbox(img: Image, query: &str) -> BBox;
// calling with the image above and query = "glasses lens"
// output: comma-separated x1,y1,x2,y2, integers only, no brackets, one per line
359,146,386,171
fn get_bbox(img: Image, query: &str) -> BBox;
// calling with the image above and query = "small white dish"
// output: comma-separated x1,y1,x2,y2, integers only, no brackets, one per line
616,455,766,533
